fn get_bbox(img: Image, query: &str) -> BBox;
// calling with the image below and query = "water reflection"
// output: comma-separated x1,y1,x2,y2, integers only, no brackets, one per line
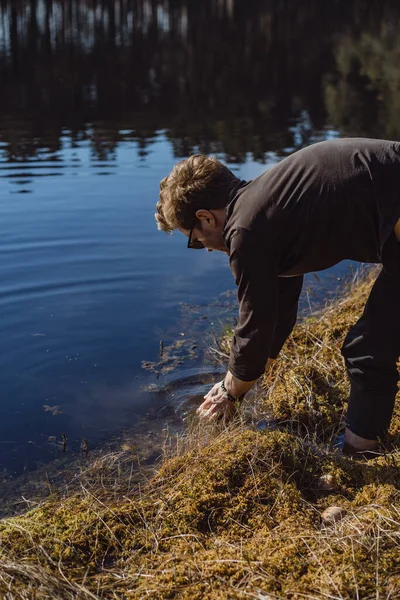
2,0,400,166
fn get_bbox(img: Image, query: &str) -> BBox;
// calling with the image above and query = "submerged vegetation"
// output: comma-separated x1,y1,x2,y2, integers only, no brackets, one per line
1,269,400,599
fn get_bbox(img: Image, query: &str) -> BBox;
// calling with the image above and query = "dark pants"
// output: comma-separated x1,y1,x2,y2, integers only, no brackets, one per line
341,268,400,440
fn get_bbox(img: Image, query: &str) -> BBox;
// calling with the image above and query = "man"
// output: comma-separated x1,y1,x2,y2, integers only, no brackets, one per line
155,138,400,456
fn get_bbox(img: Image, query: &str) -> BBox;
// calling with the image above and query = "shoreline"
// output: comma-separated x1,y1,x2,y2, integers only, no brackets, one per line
1,267,400,599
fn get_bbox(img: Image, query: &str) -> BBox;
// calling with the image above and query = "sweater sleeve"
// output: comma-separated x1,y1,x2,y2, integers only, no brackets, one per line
269,275,303,359
228,228,303,381
228,228,279,381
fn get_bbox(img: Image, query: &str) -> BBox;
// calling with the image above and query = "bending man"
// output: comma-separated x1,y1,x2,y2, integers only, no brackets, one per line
155,138,400,455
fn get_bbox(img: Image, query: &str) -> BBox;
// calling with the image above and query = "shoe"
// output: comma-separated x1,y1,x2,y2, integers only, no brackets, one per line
333,433,381,461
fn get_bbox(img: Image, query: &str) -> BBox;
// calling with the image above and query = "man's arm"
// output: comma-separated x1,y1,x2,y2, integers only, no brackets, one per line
224,275,303,396
223,359,275,397
197,226,278,420
197,230,303,421
197,360,275,422
269,275,303,358
227,228,280,381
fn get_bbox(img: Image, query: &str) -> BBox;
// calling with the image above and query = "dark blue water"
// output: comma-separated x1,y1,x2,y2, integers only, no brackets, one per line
0,131,236,470
1,0,399,476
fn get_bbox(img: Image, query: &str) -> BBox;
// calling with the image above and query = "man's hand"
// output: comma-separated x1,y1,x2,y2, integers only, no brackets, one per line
196,364,275,423
196,381,237,422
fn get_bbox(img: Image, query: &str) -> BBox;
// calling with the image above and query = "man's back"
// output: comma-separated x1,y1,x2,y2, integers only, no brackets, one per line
224,138,400,275
158,140,400,441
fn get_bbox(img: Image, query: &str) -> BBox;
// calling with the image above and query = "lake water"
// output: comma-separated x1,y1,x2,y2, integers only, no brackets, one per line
1,0,399,478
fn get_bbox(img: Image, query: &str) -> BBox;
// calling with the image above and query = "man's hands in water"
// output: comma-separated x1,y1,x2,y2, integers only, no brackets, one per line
196,365,273,423
196,380,237,422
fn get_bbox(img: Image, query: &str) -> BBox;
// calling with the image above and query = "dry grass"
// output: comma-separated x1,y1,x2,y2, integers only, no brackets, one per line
1,267,400,599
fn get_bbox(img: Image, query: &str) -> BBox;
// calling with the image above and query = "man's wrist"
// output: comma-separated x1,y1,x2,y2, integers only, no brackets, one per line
220,380,245,403
224,370,257,398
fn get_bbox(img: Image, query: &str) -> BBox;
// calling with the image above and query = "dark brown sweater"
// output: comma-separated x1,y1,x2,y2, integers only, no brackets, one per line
223,138,400,381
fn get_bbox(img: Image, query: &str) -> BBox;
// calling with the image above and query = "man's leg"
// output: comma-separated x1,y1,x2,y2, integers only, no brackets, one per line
341,268,400,450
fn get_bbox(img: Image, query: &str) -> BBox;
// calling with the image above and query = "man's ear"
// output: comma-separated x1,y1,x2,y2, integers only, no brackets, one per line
195,209,215,226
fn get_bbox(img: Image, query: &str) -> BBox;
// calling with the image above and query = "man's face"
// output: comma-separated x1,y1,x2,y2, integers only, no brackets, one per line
179,209,228,254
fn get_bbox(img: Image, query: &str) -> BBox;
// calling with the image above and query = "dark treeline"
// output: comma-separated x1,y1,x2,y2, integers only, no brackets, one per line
0,0,400,161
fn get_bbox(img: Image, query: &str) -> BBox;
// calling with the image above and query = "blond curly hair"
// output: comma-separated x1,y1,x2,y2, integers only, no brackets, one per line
155,155,237,232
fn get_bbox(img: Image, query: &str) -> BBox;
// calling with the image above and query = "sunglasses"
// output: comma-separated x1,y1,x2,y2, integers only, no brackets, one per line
187,217,205,249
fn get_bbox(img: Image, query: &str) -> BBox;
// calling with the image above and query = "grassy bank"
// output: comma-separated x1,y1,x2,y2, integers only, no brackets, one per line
1,269,400,599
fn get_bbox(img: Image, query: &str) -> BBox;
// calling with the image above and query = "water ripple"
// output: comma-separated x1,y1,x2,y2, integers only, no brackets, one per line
0,273,133,304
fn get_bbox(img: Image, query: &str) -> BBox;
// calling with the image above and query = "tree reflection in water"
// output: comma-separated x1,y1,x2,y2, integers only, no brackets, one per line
0,0,400,162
